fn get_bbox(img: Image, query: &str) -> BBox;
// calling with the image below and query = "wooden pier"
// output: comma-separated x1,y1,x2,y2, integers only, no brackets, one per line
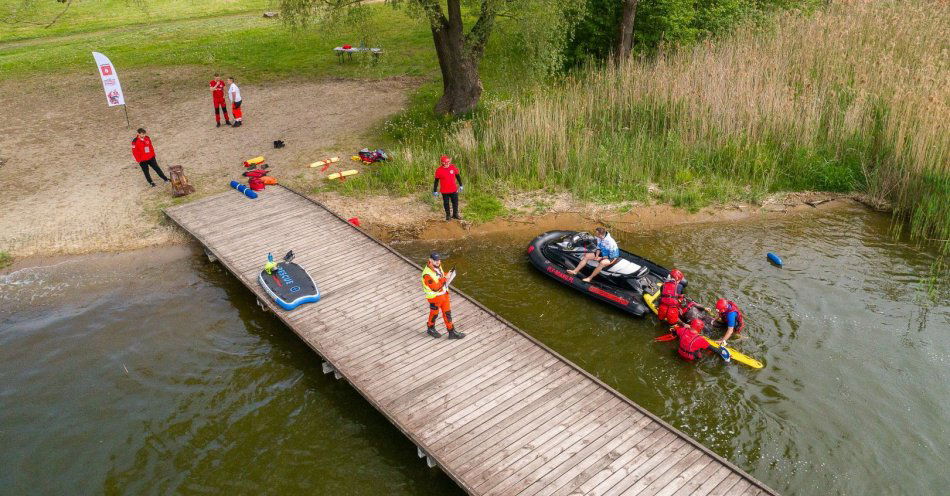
165,185,778,496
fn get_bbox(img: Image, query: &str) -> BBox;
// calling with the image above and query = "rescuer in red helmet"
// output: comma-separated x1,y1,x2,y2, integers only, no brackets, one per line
715,298,745,346
671,318,711,361
656,269,687,325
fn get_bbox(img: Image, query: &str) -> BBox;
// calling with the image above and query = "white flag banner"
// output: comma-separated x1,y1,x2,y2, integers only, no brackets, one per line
92,52,125,107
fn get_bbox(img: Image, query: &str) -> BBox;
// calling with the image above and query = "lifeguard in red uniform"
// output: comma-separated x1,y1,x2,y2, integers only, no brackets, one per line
656,269,686,325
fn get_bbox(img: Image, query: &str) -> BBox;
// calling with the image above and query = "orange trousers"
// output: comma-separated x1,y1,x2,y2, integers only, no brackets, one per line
426,293,454,330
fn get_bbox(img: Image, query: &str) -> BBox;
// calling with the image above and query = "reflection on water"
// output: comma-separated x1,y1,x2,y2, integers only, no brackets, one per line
1,205,947,495
0,247,462,495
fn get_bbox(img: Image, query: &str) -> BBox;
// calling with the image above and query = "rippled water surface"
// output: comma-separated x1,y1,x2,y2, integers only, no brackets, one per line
1,205,947,495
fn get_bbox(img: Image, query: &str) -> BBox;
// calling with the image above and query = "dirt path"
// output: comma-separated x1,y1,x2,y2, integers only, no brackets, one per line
0,70,416,257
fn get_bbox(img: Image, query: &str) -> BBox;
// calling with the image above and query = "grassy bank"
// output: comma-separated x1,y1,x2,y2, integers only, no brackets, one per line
0,3,434,83
355,0,948,252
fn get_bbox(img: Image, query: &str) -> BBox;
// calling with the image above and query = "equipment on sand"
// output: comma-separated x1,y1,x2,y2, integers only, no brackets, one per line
327,170,358,181
310,157,340,170
243,156,265,167
168,165,195,198
643,291,763,369
229,180,257,199
258,250,320,311
527,231,669,317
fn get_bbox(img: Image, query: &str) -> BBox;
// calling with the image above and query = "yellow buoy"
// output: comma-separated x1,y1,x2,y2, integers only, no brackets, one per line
309,157,340,168
326,170,359,180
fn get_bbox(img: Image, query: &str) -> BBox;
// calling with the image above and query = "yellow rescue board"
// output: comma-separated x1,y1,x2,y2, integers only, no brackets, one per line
326,170,359,180
643,291,763,369
244,156,265,166
309,157,340,168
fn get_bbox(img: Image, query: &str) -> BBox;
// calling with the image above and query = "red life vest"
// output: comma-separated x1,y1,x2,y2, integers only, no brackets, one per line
675,326,709,361
720,300,745,333
659,280,682,306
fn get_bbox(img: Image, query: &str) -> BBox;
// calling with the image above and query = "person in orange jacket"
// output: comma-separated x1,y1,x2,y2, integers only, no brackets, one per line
422,252,464,339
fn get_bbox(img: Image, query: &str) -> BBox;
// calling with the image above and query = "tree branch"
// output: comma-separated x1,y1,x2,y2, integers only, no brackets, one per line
464,0,503,59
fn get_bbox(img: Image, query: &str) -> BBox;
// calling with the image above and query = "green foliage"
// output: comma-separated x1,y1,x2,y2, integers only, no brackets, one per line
564,0,824,66
0,251,12,270
462,191,506,223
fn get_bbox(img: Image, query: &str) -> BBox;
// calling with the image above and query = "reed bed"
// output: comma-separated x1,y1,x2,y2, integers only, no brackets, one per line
378,0,948,250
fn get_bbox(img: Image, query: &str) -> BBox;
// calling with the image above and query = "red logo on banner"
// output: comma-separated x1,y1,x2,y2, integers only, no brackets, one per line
589,286,629,305
100,64,113,76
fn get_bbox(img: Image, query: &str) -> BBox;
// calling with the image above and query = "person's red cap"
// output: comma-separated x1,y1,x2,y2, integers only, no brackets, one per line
440,155,451,165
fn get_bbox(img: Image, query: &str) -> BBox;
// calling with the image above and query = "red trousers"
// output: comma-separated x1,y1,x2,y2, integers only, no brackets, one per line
427,293,453,330
232,100,243,120
657,301,680,325
213,99,229,122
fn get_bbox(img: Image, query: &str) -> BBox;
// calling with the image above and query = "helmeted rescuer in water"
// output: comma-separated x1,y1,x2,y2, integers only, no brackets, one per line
656,269,687,325
673,318,712,361
715,298,745,346
422,252,464,339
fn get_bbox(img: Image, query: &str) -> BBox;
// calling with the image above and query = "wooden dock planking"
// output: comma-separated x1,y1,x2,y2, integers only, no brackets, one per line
164,185,779,495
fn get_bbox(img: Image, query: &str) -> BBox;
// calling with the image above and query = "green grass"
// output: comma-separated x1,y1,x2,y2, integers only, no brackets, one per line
0,251,12,270
1,0,268,42
0,4,435,83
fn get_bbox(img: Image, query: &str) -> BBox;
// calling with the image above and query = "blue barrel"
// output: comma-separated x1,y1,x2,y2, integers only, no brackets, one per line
767,252,783,267
229,180,258,199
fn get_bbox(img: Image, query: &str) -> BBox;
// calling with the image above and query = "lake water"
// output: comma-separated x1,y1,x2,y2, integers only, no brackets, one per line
1,204,947,494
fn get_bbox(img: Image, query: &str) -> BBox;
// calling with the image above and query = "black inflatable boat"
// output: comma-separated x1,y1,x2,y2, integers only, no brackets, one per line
527,230,670,316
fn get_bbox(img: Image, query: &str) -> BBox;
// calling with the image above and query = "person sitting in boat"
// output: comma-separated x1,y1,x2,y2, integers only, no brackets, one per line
567,227,619,283
656,269,687,325
715,298,745,346
672,318,712,362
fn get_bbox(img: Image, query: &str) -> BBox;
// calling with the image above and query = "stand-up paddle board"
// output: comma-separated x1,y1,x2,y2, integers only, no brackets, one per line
258,251,320,311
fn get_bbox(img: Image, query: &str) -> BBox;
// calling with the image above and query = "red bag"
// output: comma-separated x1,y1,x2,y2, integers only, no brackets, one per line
248,177,265,191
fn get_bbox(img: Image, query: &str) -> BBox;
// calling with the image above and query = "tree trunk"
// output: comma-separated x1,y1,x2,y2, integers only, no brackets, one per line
430,3,483,116
615,0,639,61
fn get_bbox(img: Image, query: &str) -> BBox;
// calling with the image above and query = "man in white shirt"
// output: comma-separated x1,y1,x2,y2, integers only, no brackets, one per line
227,77,243,127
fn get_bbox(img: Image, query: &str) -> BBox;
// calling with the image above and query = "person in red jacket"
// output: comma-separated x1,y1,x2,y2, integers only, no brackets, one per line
656,269,686,325
432,155,463,221
131,128,169,187
209,74,231,127
672,318,712,362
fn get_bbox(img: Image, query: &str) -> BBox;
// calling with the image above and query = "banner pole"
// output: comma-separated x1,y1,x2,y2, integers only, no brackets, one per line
123,104,130,128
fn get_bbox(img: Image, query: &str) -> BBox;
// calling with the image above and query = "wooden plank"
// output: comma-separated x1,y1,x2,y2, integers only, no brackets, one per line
446,384,604,472
672,464,735,496
458,388,614,482
623,448,709,496
568,430,678,495
393,345,549,423
470,396,625,493
415,359,567,446
428,369,584,453
490,400,637,495
526,412,653,496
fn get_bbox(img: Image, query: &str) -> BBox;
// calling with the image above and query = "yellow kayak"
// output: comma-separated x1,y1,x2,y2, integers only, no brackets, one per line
643,291,763,369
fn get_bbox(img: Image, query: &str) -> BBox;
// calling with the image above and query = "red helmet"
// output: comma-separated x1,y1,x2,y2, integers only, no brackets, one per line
440,155,451,165
669,269,684,282
716,298,728,313
690,318,705,331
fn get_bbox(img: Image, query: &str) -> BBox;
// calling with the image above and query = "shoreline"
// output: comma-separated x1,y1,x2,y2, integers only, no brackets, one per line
1,190,873,274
